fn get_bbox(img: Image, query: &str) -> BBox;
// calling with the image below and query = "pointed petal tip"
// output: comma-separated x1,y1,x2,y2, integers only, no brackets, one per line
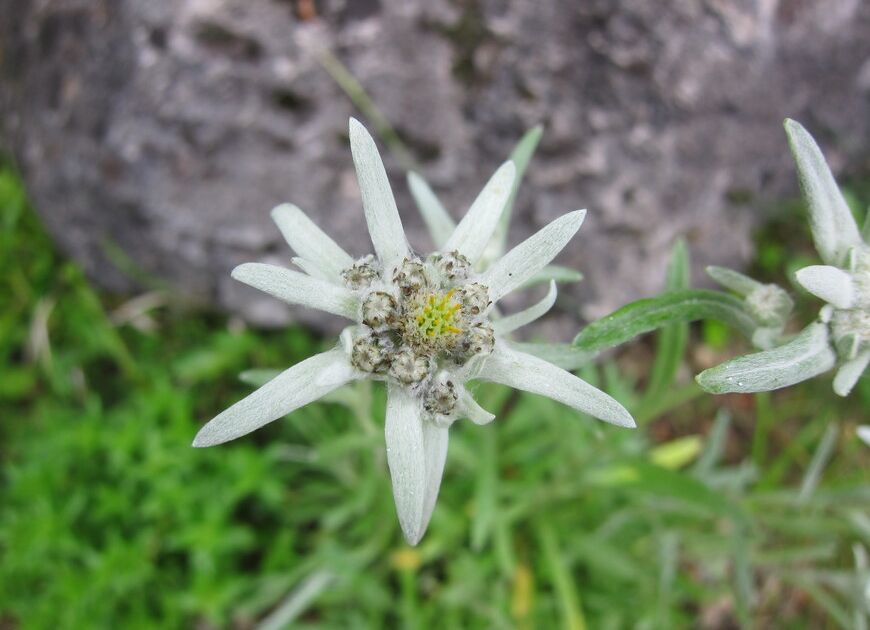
561,209,587,236
401,527,424,546
564,209,588,232
602,404,636,429
348,116,367,137
619,413,638,429
191,428,219,448
349,118,374,147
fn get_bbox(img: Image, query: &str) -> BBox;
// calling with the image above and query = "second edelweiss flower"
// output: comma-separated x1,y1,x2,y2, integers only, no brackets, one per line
193,118,636,545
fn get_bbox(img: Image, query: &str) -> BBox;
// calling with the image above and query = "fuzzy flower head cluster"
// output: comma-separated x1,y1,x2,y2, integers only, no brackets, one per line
193,119,635,545
787,120,870,396
343,251,496,426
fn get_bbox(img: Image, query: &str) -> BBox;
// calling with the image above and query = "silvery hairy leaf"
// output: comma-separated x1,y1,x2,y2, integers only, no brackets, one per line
696,322,837,394
784,119,863,268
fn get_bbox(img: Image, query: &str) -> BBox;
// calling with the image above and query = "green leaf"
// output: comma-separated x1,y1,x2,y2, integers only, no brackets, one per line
696,321,837,394
642,239,690,405
492,126,544,255
471,427,498,551
0,365,37,400
573,289,756,352
649,436,703,470
706,265,764,296
503,126,543,227
798,424,839,503
587,460,748,525
665,238,690,291
537,523,588,630
692,408,731,475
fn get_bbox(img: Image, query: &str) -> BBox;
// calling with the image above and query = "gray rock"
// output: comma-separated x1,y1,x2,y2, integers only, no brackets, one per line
2,0,869,332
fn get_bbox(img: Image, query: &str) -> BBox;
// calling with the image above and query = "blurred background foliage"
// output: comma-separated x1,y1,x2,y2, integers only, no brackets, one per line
1,159,869,630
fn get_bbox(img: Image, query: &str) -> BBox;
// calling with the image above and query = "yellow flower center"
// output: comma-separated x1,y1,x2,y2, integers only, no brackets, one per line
414,289,463,339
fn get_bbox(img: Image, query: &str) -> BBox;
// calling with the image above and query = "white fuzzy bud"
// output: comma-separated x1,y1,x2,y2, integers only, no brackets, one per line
361,291,397,328
452,323,495,364
388,349,431,384
351,336,385,373
423,378,458,421
458,283,490,316
394,259,428,295
342,255,380,290
745,284,794,327
429,250,471,283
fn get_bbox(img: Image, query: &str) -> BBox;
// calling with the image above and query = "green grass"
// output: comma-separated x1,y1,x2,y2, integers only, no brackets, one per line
1,164,869,630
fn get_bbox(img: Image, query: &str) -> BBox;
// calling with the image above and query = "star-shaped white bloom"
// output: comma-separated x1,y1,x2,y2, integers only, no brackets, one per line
193,119,635,545
787,119,870,396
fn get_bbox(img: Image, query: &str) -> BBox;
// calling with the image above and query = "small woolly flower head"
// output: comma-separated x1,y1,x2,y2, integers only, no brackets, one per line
345,251,495,420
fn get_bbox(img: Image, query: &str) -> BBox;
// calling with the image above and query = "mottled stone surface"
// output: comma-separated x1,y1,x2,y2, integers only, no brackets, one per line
2,0,869,331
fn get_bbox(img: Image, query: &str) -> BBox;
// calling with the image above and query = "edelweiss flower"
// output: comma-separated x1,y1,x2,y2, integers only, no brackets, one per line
787,119,870,396
193,119,635,545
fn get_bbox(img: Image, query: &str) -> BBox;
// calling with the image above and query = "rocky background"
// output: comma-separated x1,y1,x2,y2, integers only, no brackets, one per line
2,0,870,330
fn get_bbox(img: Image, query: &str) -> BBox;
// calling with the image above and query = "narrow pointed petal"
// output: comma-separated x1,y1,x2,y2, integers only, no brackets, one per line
795,265,855,309
407,172,455,250
494,280,557,335
785,119,863,267
476,341,635,428
232,263,359,320
857,425,870,447
385,384,426,545
478,210,586,303
272,204,354,282
193,349,356,447
443,161,516,263
349,118,409,271
833,349,870,396
458,384,496,425
419,422,449,537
